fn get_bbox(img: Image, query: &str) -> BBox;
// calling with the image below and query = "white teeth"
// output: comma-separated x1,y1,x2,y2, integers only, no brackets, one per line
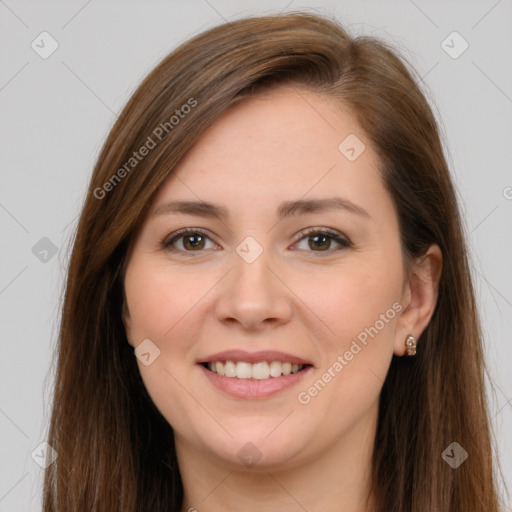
252,362,270,380
224,360,236,377
206,360,305,379
269,361,282,378
215,361,225,376
236,361,252,379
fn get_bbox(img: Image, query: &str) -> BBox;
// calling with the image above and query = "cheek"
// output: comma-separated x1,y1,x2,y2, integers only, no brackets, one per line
302,257,402,348
124,259,207,344
123,260,209,423
294,257,401,416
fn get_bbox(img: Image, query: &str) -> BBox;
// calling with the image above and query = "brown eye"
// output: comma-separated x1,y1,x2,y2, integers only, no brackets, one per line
181,233,206,250
162,229,216,253
294,229,351,253
162,227,351,256
308,233,331,251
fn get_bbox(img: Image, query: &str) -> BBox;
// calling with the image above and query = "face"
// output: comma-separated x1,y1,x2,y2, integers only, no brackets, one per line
123,86,410,471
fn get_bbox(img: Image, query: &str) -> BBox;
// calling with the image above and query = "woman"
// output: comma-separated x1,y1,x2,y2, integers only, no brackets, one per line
43,12,504,511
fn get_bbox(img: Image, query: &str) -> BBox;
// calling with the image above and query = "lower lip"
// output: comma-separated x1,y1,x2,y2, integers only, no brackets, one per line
199,364,313,399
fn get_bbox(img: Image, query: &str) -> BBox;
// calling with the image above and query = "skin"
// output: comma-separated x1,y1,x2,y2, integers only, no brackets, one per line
123,85,442,512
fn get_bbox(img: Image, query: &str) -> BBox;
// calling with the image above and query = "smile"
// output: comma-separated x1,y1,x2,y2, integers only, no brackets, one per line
204,360,306,380
199,362,312,399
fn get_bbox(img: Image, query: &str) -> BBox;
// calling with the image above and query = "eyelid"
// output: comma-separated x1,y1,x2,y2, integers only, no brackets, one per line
161,226,351,254
291,227,352,253
161,227,219,251
293,226,350,245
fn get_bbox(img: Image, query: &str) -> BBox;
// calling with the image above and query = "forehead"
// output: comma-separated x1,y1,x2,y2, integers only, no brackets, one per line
150,86,389,220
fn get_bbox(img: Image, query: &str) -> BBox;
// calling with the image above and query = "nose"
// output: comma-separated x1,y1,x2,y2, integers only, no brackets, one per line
214,245,293,331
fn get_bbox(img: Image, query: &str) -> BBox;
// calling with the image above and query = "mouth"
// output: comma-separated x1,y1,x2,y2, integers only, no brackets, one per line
200,360,311,380
197,350,314,399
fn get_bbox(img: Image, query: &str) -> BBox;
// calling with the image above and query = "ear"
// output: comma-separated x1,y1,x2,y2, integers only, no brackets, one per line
393,244,443,356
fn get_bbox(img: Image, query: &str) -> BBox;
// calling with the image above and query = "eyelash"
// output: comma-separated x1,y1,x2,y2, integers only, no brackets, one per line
161,227,352,256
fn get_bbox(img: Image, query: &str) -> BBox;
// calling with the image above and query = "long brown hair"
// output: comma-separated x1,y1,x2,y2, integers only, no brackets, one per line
43,12,504,511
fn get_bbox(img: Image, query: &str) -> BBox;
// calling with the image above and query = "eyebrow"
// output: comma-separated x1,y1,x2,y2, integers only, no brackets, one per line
152,197,371,221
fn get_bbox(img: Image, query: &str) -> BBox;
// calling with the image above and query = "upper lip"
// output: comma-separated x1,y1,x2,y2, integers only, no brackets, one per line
198,349,313,366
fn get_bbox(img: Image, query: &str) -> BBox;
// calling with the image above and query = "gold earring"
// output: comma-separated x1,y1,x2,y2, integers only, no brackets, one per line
405,335,417,356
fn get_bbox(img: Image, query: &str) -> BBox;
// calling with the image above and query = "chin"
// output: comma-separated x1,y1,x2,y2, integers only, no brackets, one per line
190,420,313,471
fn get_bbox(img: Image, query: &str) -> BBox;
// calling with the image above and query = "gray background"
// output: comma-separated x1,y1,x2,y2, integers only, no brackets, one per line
0,0,511,509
